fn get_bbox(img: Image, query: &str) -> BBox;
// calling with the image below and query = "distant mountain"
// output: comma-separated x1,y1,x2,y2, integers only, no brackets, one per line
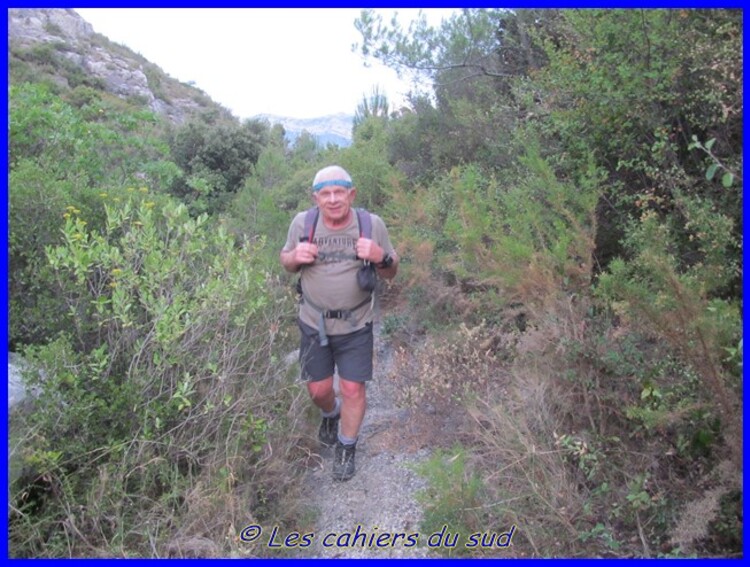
254,113,353,148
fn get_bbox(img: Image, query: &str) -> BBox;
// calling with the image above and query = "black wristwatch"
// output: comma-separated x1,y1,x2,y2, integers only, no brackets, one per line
377,252,394,269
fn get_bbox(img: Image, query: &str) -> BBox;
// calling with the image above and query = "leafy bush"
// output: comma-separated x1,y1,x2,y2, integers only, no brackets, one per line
167,117,269,216
10,193,304,557
9,83,180,347
414,446,489,557
596,188,742,466
463,294,741,557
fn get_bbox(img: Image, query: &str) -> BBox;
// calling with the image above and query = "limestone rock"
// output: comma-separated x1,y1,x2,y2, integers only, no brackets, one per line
9,8,231,125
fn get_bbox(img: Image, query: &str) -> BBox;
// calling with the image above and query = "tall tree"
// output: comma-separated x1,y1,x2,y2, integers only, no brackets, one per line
354,9,557,174
353,85,390,133
168,116,269,215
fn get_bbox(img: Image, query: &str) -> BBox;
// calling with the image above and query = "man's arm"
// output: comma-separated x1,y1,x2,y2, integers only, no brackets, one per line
375,249,399,280
280,248,301,273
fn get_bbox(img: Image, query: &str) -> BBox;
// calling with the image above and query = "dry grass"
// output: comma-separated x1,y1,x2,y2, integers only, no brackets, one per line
668,459,742,556
388,320,516,413
464,317,599,557
396,290,743,558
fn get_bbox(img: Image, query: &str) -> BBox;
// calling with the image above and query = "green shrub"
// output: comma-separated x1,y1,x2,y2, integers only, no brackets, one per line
596,190,742,465
414,446,489,557
10,193,302,557
9,84,180,347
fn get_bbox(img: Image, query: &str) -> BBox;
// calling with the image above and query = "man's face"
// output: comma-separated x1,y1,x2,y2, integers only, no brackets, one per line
314,185,356,224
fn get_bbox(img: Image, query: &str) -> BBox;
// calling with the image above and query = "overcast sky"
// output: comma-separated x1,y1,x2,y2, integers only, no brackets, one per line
74,8,458,120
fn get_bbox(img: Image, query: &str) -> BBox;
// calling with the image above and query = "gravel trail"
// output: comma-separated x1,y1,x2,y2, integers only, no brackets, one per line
287,321,443,558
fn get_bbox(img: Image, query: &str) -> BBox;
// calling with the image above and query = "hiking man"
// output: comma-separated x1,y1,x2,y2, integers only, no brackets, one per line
280,165,398,481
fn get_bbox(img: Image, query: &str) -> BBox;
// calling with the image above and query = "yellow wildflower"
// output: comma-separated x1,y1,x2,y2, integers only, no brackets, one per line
139,187,149,193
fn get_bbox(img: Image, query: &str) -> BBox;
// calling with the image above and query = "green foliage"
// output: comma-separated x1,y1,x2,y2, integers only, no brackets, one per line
364,10,741,553
343,117,400,211
11,192,297,557
385,94,460,183
353,85,389,134
224,176,292,270
355,9,551,178
443,140,602,305
142,63,167,101
596,193,741,433
9,161,76,346
414,446,488,556
688,135,739,188
577,523,622,553
220,133,333,271
9,83,179,347
10,82,172,187
45,194,269,353
380,313,410,338
355,8,540,90
65,84,103,108
11,42,106,91
529,9,741,264
167,117,269,216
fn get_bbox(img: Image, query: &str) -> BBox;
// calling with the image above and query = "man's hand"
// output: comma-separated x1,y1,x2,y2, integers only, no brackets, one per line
355,238,384,264
280,242,318,273
294,241,319,265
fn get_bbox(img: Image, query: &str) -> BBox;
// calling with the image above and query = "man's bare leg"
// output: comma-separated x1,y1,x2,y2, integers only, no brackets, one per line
307,376,336,414
338,378,366,440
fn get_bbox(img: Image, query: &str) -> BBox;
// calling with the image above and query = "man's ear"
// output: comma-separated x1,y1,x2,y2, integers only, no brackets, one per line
348,188,357,203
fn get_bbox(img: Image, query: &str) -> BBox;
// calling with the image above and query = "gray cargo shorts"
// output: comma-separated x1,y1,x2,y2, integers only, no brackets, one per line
298,319,374,383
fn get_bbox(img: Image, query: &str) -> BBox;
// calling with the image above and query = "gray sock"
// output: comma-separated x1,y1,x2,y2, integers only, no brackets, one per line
321,397,341,418
337,432,357,446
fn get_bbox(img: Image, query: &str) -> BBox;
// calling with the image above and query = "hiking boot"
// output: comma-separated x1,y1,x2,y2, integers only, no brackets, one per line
333,441,356,481
318,414,340,447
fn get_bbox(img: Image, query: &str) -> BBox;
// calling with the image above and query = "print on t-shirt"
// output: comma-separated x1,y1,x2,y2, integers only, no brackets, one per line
313,234,359,265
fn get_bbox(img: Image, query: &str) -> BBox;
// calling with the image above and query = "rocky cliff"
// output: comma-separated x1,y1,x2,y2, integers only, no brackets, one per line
9,8,233,124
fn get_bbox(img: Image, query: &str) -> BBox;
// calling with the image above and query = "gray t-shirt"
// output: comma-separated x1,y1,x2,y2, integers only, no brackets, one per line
283,208,395,335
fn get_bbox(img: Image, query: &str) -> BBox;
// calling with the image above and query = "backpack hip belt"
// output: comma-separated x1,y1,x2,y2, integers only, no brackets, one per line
302,293,374,347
